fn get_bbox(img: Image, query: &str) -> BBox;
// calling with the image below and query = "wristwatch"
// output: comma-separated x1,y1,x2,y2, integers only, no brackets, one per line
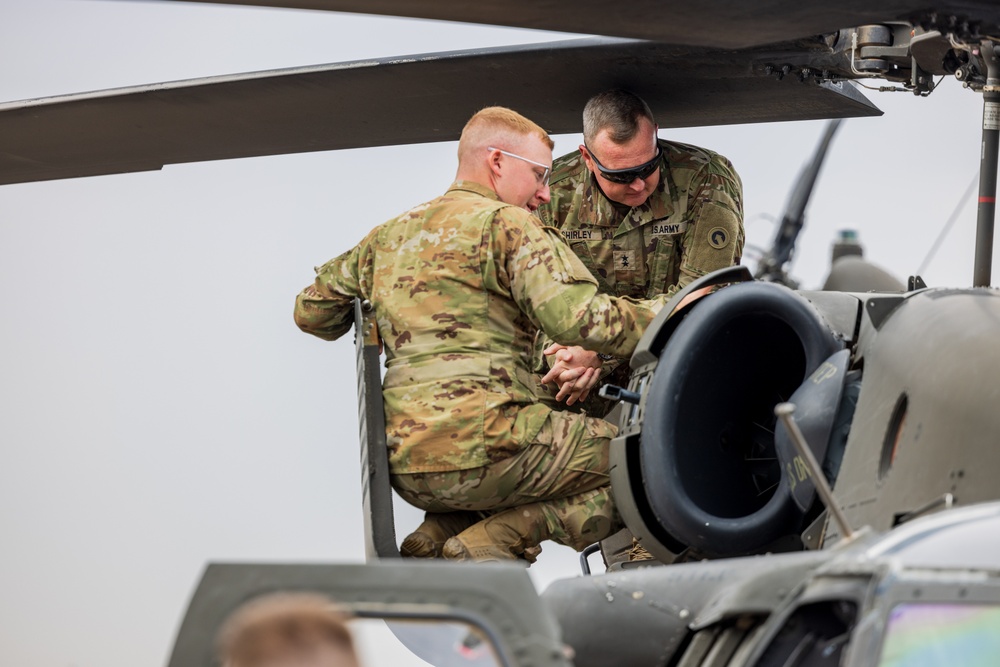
597,353,615,362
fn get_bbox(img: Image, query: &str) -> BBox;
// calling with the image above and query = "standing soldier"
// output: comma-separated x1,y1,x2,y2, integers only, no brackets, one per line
294,107,670,562
537,89,744,411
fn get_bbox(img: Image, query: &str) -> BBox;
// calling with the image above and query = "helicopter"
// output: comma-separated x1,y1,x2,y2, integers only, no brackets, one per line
4,1,1000,666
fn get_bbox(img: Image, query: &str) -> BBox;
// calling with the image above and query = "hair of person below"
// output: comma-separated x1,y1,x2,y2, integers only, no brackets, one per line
582,89,656,145
217,592,356,667
458,106,554,163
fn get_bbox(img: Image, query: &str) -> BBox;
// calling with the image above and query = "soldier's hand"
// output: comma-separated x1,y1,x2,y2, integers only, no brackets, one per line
541,345,603,405
541,345,599,384
557,367,600,405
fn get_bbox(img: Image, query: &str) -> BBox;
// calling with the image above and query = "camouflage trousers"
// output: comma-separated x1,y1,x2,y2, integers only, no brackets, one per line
392,408,621,551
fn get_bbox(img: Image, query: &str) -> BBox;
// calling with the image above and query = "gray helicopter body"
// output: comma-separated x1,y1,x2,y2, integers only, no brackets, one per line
169,501,1000,666
7,1,1000,665
614,271,1000,564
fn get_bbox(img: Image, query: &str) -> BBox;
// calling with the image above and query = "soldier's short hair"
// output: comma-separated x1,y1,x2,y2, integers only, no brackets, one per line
217,592,358,667
582,90,655,145
458,106,554,163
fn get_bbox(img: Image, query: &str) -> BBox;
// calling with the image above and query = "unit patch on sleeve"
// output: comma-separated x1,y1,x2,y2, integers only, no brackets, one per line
708,227,730,249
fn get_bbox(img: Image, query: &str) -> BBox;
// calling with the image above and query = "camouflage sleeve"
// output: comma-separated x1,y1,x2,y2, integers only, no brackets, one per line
293,230,375,341
534,150,579,230
501,209,666,357
675,154,745,291
535,184,570,231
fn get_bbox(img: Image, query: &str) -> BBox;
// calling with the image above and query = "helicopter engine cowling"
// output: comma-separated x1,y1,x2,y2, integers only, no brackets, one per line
620,281,844,559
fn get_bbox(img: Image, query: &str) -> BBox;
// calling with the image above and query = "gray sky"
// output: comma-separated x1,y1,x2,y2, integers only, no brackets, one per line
0,2,993,666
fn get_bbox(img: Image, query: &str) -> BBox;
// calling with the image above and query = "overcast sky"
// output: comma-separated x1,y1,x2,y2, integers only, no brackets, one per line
0,2,994,666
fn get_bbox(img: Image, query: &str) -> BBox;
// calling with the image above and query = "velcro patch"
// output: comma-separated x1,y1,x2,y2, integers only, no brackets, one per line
708,227,730,249
650,221,688,236
614,249,637,271
561,229,597,241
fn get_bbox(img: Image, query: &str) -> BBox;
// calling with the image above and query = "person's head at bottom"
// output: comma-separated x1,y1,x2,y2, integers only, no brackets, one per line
218,592,360,667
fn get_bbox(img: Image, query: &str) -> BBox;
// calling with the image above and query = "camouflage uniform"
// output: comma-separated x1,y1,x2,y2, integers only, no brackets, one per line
536,139,744,413
294,181,667,552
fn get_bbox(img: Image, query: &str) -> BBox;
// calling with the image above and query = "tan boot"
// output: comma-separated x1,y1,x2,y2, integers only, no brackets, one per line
627,537,656,562
522,545,543,564
442,505,549,563
400,511,482,558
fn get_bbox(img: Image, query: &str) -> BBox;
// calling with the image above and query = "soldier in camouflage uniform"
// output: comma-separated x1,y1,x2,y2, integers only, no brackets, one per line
536,90,744,410
294,107,670,562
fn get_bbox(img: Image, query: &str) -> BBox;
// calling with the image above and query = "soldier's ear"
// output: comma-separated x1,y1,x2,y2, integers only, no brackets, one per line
579,145,596,173
487,147,504,177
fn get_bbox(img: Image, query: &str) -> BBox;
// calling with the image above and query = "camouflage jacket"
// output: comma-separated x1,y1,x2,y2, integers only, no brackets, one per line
294,181,667,474
537,139,745,301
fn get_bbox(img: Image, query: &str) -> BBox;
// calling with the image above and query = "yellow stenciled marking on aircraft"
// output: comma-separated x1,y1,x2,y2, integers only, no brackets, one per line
794,456,810,482
811,361,838,384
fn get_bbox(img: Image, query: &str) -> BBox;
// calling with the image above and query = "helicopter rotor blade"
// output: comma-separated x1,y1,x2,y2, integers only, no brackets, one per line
0,38,879,186
756,118,844,284
157,0,1000,50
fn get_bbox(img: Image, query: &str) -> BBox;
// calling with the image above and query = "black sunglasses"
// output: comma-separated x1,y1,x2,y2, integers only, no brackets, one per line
585,144,662,184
